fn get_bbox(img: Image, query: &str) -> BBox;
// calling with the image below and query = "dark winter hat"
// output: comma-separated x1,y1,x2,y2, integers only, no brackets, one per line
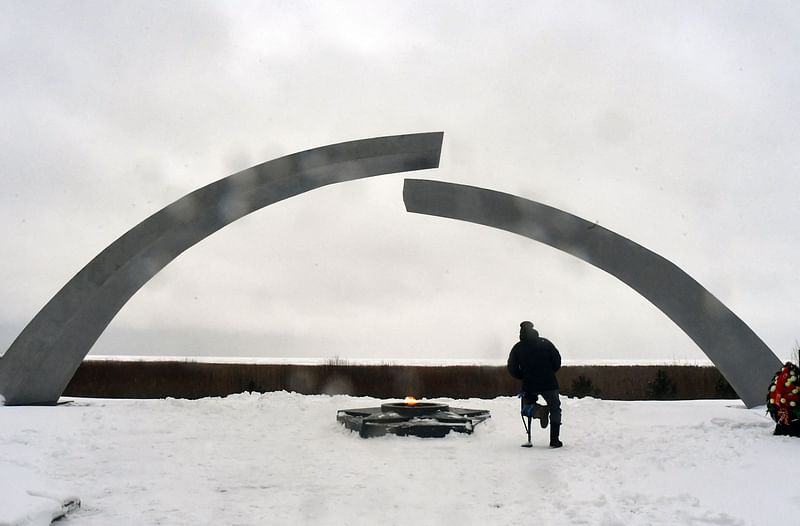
520,321,534,330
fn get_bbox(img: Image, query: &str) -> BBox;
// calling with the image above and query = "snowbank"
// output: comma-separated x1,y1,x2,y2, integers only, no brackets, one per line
0,464,79,526
84,355,715,367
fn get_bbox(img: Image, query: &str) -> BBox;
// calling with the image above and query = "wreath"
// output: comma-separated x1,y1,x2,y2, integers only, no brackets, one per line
767,362,800,425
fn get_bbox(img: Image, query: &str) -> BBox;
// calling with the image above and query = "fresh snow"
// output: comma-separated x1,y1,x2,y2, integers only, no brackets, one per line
84,355,716,367
1,393,797,525
0,464,78,526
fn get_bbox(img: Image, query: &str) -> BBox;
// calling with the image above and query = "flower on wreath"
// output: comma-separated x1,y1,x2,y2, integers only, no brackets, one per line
767,362,800,425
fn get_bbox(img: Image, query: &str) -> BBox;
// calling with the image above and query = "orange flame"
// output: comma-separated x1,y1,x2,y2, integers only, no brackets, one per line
404,396,418,406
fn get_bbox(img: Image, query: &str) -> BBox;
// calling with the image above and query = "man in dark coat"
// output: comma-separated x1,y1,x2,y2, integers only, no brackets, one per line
507,321,563,448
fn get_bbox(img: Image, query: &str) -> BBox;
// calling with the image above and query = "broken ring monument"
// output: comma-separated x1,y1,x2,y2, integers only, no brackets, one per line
0,131,780,408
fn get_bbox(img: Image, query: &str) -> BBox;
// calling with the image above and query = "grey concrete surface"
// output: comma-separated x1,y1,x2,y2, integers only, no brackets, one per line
402,178,780,408
0,133,443,405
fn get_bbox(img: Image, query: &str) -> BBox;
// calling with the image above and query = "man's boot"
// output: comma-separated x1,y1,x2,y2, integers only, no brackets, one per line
549,423,562,448
534,404,549,429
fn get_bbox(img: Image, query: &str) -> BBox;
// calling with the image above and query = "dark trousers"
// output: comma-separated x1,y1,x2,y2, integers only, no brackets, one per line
774,422,800,437
524,389,561,426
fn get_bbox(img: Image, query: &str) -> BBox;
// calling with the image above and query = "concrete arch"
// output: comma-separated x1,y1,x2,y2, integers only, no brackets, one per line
402,178,779,408
0,133,777,408
0,133,443,405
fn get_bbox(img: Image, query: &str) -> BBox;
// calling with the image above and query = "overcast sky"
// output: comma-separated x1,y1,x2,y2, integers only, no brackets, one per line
1,1,799,364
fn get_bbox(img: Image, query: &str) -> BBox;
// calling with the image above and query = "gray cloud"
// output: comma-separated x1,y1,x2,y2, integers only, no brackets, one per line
2,1,799,365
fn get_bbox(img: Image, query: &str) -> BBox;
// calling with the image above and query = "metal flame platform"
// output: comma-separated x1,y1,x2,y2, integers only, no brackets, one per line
337,400,491,438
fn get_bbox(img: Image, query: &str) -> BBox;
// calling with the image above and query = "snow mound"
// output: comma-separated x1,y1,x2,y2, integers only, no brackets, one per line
0,464,79,526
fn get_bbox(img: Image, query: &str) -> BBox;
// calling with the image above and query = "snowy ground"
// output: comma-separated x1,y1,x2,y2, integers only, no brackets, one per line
1,392,798,525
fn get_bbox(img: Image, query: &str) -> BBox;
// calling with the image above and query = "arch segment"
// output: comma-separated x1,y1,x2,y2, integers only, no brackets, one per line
0,132,443,405
403,178,779,408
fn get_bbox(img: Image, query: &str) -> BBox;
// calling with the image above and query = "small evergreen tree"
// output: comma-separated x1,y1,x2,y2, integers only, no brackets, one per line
645,369,677,400
714,374,737,398
571,374,600,398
